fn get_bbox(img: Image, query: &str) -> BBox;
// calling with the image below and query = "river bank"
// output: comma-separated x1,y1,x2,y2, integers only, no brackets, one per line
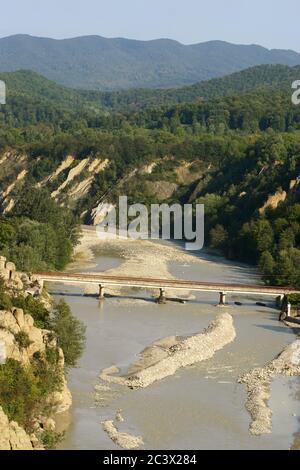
53,226,300,450
71,226,208,279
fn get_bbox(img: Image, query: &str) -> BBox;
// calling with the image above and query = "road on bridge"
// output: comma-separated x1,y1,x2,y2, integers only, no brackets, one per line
33,271,300,306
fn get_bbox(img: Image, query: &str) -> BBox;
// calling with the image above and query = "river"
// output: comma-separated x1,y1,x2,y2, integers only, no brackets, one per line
50,238,299,450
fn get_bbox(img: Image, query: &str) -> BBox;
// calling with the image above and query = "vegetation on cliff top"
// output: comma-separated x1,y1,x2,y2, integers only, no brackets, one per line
11,294,86,368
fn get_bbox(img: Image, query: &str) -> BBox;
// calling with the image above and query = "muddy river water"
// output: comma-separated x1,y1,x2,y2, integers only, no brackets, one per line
51,241,300,450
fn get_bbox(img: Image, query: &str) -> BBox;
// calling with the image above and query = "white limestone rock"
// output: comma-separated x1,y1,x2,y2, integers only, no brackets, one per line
0,407,35,450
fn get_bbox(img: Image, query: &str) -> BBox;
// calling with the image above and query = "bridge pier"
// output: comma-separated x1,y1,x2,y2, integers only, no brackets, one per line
98,284,105,300
219,292,226,306
276,295,285,309
279,303,292,322
158,288,166,304
279,294,292,321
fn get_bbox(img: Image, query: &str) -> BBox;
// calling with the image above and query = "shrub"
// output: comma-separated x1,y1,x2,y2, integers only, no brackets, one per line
0,278,12,310
0,359,42,429
14,331,32,349
41,430,65,450
210,224,228,250
12,295,50,329
0,354,63,432
288,294,300,305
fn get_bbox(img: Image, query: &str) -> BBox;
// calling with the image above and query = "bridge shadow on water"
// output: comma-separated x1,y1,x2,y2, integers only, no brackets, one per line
50,290,158,304
49,289,213,305
50,290,216,305
49,290,279,311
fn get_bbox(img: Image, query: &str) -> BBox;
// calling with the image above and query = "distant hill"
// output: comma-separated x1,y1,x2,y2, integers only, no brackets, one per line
0,70,84,107
0,70,103,127
1,64,300,127
93,64,300,111
1,34,300,90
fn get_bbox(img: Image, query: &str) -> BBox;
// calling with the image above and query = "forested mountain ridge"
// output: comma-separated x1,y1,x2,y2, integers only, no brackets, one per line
0,70,85,107
1,34,300,90
0,70,103,128
1,64,300,125
96,64,300,112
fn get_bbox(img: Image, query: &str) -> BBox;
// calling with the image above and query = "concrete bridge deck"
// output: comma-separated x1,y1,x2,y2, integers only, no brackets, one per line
33,271,300,305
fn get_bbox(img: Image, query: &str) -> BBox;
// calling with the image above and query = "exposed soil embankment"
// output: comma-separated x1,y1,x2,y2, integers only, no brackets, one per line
239,339,300,436
100,312,236,389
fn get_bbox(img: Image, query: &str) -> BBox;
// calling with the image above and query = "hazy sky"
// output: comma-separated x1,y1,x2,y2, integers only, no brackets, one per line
0,0,299,51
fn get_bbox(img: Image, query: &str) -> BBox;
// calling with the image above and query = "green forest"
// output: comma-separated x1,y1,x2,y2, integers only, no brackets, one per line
0,187,79,271
0,65,300,288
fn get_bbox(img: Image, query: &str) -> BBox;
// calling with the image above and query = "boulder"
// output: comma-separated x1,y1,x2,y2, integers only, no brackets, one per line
5,262,16,272
0,310,21,334
0,339,6,364
49,376,72,414
0,269,10,281
0,309,47,364
13,308,25,329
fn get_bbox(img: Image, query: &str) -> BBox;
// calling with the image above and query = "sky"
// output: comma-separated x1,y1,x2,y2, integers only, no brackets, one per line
0,0,299,51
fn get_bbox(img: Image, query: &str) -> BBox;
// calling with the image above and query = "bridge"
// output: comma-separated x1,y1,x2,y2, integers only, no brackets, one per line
33,271,300,306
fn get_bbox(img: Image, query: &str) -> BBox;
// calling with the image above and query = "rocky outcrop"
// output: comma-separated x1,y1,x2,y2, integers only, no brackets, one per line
0,306,72,412
0,256,23,291
2,169,28,198
259,189,287,214
3,198,15,214
0,407,36,450
174,161,204,185
51,158,90,199
67,159,110,202
47,347,72,414
0,257,72,449
0,150,110,217
145,180,179,201
289,176,300,190
0,308,50,365
288,175,300,203
50,157,110,209
91,202,116,226
40,155,75,185
140,162,157,174
0,305,72,410
0,255,45,297
0,152,27,214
